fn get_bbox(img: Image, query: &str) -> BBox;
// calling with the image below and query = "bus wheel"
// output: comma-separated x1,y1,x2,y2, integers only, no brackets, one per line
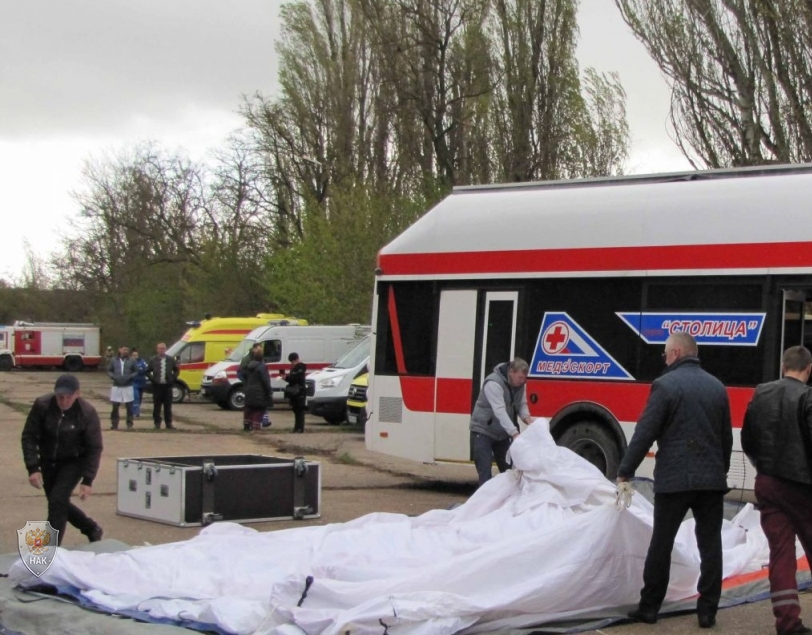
227,388,245,411
556,420,621,480
0,355,12,371
172,383,187,404
63,356,83,372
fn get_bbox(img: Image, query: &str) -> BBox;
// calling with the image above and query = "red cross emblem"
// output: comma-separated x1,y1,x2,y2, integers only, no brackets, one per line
542,322,570,354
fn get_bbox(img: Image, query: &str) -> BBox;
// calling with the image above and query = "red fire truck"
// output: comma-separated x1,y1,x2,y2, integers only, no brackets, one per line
0,321,102,372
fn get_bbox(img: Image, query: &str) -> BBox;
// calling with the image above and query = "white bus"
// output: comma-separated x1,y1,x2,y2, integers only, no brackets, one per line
365,163,812,490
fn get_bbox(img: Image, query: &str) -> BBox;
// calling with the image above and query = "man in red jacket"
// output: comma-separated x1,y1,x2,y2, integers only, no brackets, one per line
21,374,104,545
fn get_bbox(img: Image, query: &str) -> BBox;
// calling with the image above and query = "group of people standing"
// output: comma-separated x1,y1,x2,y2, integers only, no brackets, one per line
107,342,179,430
240,345,307,433
473,333,812,635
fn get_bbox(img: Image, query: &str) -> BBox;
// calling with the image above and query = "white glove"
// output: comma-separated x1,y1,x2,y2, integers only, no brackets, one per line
615,481,634,511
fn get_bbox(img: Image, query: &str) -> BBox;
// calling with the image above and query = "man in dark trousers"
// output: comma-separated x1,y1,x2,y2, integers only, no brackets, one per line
468,358,534,486
21,374,104,545
285,352,307,433
146,342,179,430
107,344,136,430
242,342,272,432
617,331,732,629
742,345,812,635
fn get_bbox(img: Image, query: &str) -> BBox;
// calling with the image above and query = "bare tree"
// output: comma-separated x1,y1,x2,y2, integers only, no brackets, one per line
615,0,812,168
55,143,207,294
18,240,53,290
359,0,495,186
488,0,576,181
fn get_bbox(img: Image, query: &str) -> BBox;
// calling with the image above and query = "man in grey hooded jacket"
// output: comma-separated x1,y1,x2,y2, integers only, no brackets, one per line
469,358,534,486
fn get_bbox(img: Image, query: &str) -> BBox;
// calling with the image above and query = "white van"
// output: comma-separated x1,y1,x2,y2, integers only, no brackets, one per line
306,335,370,424
201,324,370,410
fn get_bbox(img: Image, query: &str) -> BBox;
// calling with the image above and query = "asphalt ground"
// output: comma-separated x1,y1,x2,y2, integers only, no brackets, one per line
1,369,811,634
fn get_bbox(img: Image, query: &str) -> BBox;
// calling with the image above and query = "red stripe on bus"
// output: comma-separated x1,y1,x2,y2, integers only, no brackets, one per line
436,378,473,414
387,289,407,374
534,381,752,427
399,376,435,412
399,377,755,427
378,241,812,276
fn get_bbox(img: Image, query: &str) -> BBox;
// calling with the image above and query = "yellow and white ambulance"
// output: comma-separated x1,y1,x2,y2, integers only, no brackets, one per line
164,314,306,402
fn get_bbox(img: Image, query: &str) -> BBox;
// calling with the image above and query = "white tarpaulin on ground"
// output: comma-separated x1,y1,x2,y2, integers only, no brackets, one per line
10,420,771,635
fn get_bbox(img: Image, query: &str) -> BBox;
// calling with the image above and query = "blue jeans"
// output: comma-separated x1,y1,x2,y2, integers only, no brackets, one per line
472,432,512,486
132,384,144,416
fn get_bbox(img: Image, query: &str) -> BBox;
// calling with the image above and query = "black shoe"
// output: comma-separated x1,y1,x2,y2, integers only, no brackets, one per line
88,525,104,543
110,424,118,430
165,424,174,429
627,608,658,624
778,626,812,635
698,613,716,628
126,423,133,429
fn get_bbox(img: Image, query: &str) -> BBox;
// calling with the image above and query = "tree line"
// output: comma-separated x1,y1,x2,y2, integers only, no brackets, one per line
5,0,812,351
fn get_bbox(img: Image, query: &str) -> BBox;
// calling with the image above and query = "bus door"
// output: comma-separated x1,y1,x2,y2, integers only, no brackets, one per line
434,290,478,461
433,289,519,462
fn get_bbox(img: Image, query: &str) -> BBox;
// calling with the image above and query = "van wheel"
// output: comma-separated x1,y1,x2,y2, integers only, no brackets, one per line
63,356,83,372
0,355,12,371
555,420,621,480
324,414,346,425
172,383,187,403
227,388,245,411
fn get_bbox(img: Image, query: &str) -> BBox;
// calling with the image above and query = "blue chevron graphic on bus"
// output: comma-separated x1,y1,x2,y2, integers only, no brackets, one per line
616,312,766,346
529,312,634,380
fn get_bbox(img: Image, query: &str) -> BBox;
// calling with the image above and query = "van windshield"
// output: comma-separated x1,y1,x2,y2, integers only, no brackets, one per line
332,337,370,369
227,338,255,362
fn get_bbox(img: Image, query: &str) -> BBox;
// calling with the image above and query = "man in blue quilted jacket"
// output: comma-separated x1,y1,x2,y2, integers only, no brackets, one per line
617,331,732,629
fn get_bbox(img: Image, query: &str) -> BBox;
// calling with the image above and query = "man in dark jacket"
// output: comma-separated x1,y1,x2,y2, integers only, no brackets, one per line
742,345,812,635
284,352,307,433
242,343,272,432
469,358,534,486
146,342,180,430
618,331,732,629
21,374,104,545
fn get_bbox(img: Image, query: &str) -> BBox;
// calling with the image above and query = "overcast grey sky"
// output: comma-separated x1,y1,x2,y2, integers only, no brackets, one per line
0,0,690,281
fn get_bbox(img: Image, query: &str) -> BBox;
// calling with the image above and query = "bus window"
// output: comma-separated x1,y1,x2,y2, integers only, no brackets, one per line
479,291,518,389
376,282,435,376
643,281,764,386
